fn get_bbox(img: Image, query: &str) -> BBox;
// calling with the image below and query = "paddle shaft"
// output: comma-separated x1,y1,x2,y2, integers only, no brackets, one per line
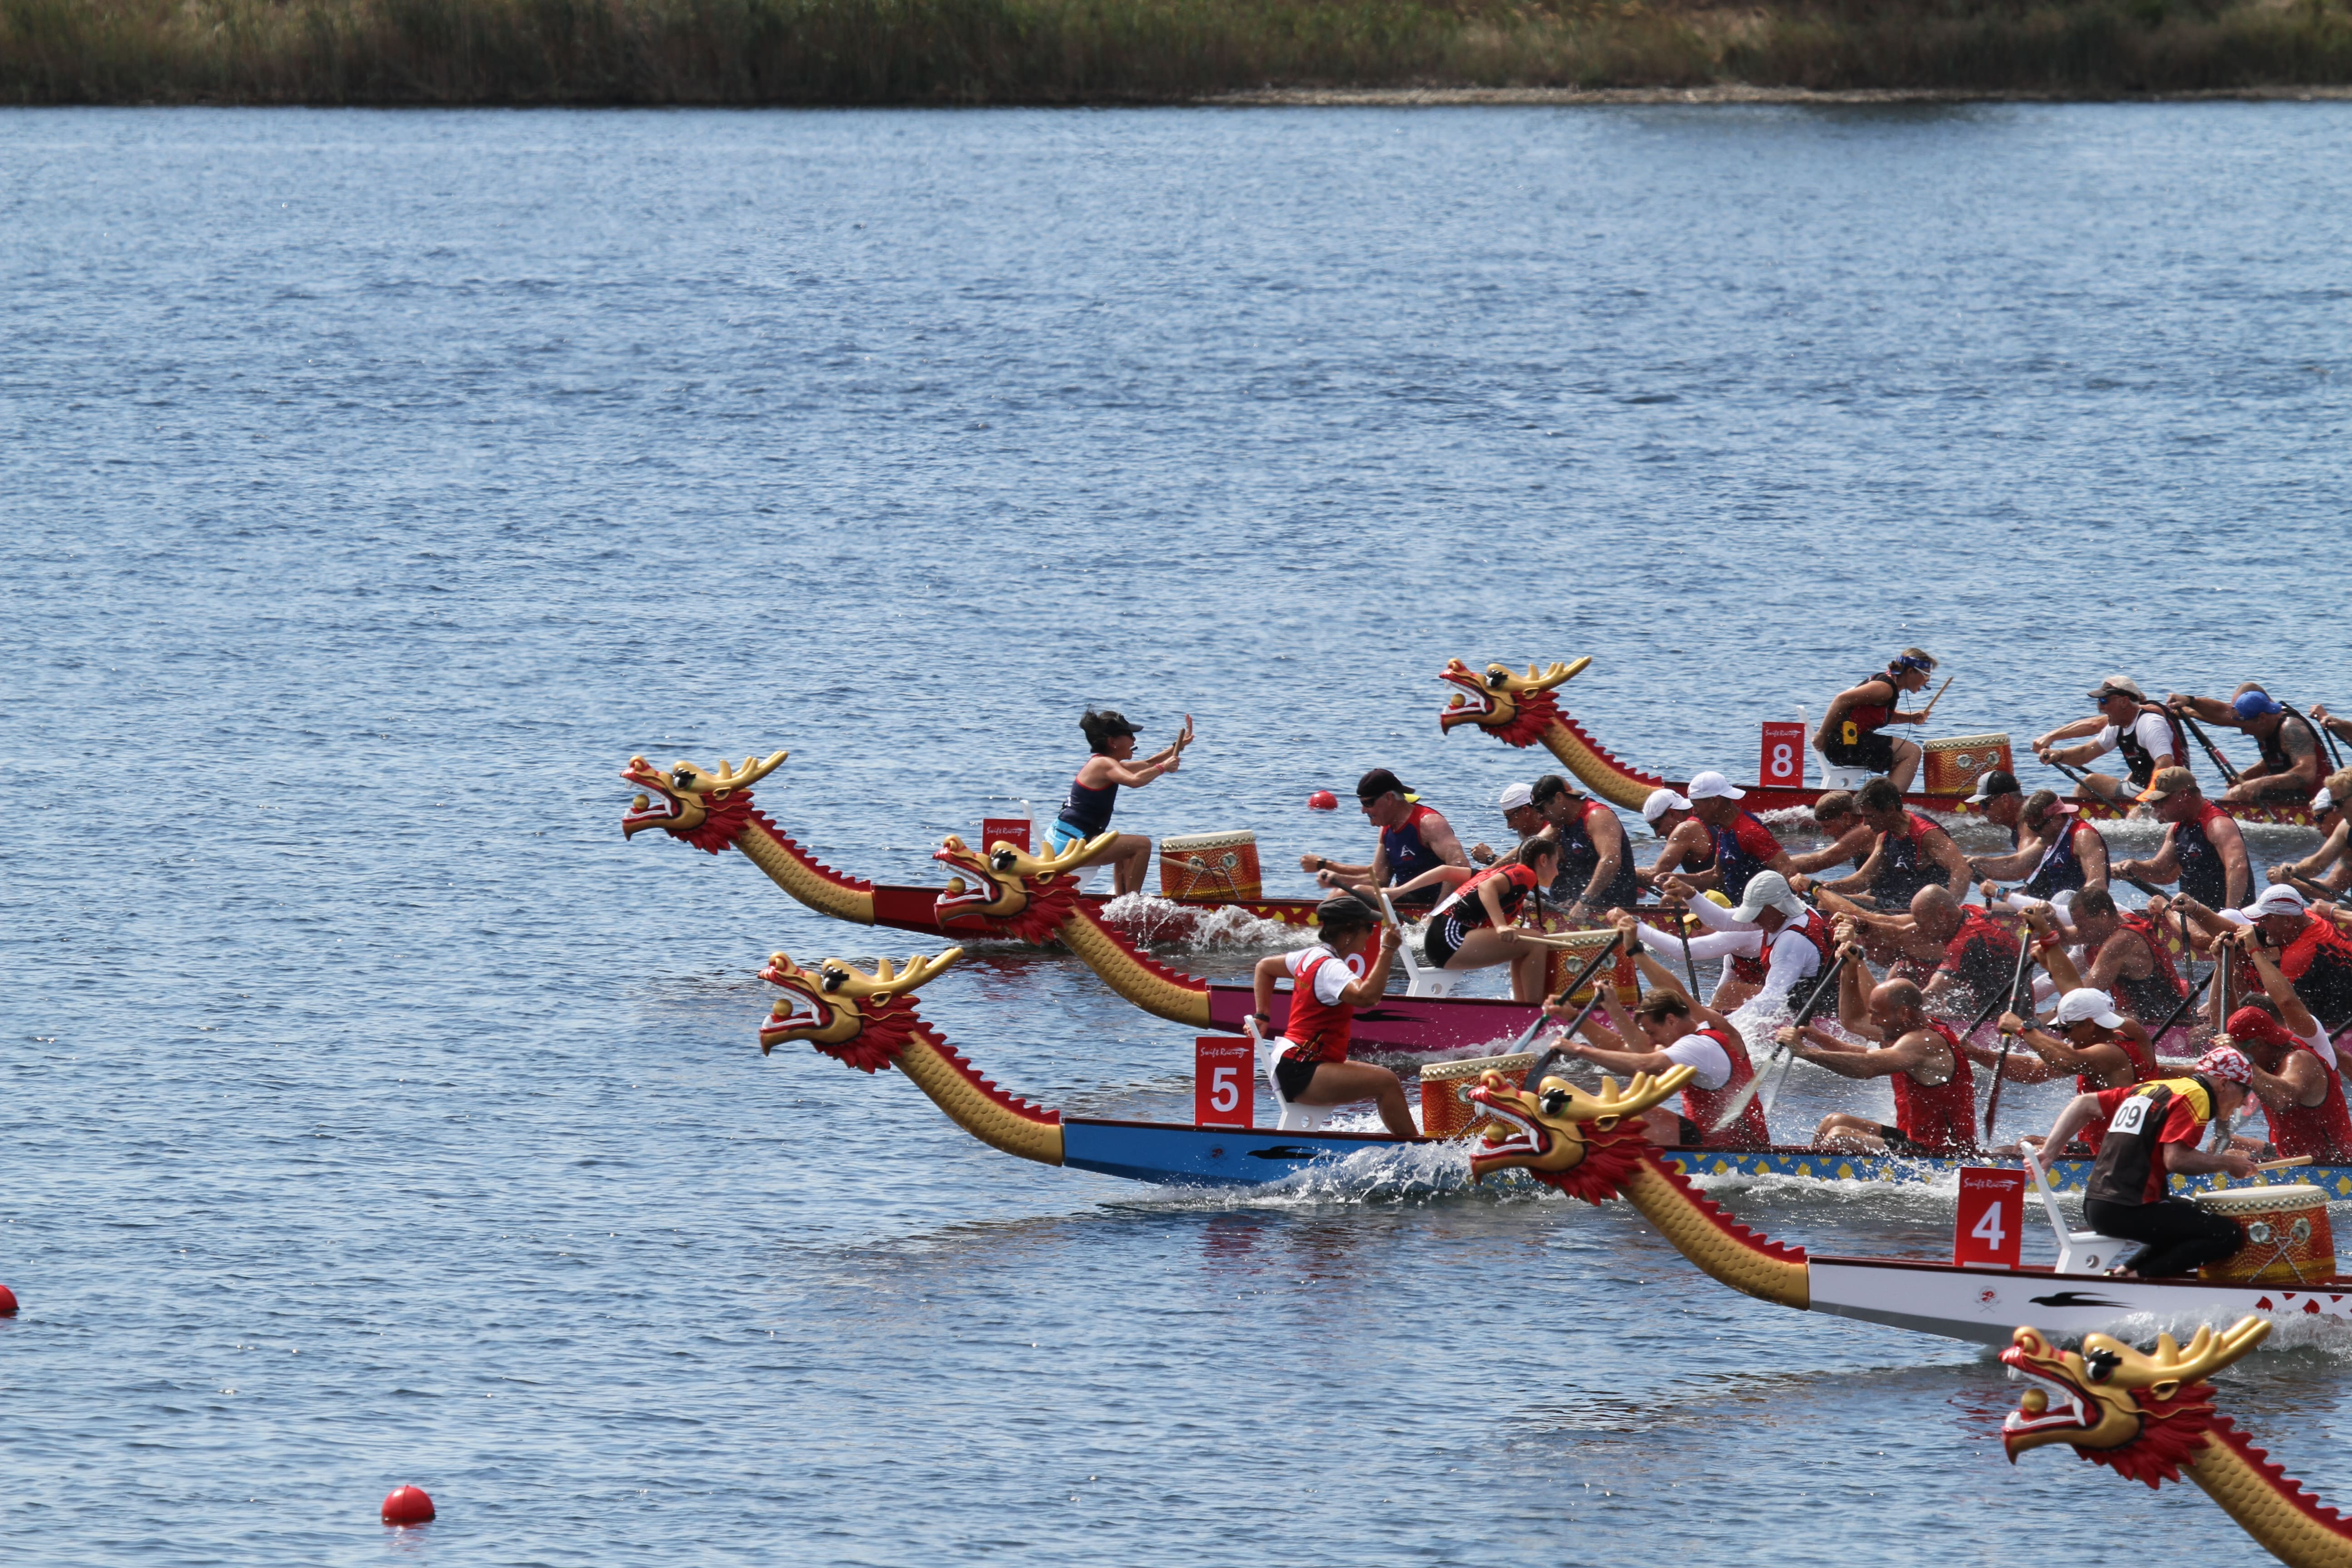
2148,956,2220,1045
1715,951,1849,1133
1522,933,1626,1087
1678,919,1703,997
2173,708,2242,786
1980,923,2042,1139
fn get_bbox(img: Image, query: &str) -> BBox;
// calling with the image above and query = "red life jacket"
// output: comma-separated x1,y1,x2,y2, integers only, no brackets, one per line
2265,1039,2352,1161
1281,951,1354,1065
1681,1024,1769,1148
1730,906,1834,988
2071,1028,2158,1156
1844,673,1896,737
1891,1018,1978,1154
2109,912,2190,1024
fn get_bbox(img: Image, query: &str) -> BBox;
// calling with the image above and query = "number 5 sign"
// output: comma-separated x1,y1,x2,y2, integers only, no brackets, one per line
1195,1037,1254,1128
1953,1167,2027,1268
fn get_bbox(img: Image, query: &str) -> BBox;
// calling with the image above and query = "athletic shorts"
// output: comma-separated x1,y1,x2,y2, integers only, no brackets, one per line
1821,730,1899,774
1044,818,1093,855
1675,1115,1706,1148
1273,1052,1321,1101
1421,916,1468,970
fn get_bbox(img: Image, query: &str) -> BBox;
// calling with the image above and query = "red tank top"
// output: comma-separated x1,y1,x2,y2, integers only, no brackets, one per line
1731,906,1835,988
2266,1041,2352,1161
1283,951,1354,1065
1891,1018,1978,1154
1846,673,1896,735
1680,1025,1769,1148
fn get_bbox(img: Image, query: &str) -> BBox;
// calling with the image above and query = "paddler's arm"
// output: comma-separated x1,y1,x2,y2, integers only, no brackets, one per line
2075,823,2111,893
1925,823,1974,897
1821,837,1886,896
2232,929,2323,1040
1383,862,1476,901
1304,853,1374,880
1966,835,2049,882
2112,832,2183,888
1994,1014,2116,1081
2214,812,2254,907
1418,811,1470,870
1786,823,1875,877
2040,1092,2103,1156
2023,907,2085,993
1828,932,1882,1039
2311,704,2352,747
1572,808,1630,914
2033,716,2107,754
1336,924,1402,1008
2160,893,2234,943
1560,984,1645,1062
2244,1045,2327,1112
1250,953,1289,1022
1957,1021,2067,1082
2275,819,2351,885
2165,692,2239,728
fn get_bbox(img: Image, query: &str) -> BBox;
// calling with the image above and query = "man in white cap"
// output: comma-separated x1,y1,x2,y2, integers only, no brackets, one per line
1467,781,1546,867
2031,676,2185,805
2268,766,2352,899
1678,770,1796,908
2216,923,2352,1161
2041,1045,2259,1278
1635,787,1710,889
1642,868,1832,1013
1986,987,2156,1156
2230,883,2352,1039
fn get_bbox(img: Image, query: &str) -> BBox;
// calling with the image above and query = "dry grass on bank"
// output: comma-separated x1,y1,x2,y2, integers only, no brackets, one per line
3,0,2349,103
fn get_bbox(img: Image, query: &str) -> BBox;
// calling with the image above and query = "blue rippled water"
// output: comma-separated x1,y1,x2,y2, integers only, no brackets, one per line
5,104,2351,1565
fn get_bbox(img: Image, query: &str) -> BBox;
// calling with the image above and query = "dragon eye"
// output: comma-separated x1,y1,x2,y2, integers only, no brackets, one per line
990,849,1017,872
671,768,694,790
1486,669,1509,689
2085,1348,2122,1383
1539,1089,1570,1117
819,966,848,993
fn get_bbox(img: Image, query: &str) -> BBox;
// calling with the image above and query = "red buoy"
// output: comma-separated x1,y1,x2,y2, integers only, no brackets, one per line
1308,790,1338,811
381,1486,435,1526
0,1283,16,1315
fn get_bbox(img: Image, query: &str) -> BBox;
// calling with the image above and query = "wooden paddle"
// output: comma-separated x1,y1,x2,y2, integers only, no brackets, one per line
1520,931,1626,1088
2253,1155,2315,1172
1710,951,1848,1134
1980,924,2042,1139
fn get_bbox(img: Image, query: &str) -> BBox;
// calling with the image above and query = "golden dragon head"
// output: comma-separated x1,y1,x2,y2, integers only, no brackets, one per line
930,832,1103,942
757,948,963,1073
2000,1316,2269,1487
621,750,789,853
1465,1065,1692,1202
1437,657,1589,748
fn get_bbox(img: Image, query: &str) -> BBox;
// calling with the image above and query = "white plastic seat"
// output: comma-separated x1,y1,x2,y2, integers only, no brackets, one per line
2057,1232,2134,1275
1405,967,1466,999
1817,760,1879,792
1258,1038,1335,1132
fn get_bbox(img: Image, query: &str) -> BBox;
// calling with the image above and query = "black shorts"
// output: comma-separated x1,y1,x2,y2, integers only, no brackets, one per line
1273,1053,1321,1101
1421,918,1466,970
1873,1123,1930,1156
1822,730,1899,774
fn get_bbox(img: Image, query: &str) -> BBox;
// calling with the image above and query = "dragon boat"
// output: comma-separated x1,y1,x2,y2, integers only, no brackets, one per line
754,946,2352,1201
2001,1316,2352,1567
1467,1068,2352,1347
1438,656,2318,827
620,750,1323,936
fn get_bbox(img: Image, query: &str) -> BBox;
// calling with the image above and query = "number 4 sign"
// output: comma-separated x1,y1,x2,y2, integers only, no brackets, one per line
1195,1037,1254,1128
1953,1167,2027,1268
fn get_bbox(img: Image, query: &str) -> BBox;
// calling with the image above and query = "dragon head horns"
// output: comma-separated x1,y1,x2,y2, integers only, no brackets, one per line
931,831,1107,928
2000,1315,2269,1484
621,750,790,842
1465,1064,1692,1197
758,948,963,1062
1437,657,1589,740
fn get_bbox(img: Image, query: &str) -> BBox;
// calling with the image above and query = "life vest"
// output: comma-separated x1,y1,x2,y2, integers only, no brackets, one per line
2171,801,2233,907
1939,907,2023,1015
1873,811,1946,908
1056,774,1119,836
1431,862,1539,927
1381,804,1450,897
2108,911,2190,1024
2086,1076,2217,1206
1890,1018,1977,1155
1550,799,1640,911
2264,1038,2352,1161
1840,672,1897,745
1730,906,1833,989
1680,1024,1770,1148
2114,704,2188,789
2070,1028,2158,1156
2259,713,2319,778
1710,812,1784,907
2277,917,2352,1034
1279,950,1354,1066
2022,818,2094,899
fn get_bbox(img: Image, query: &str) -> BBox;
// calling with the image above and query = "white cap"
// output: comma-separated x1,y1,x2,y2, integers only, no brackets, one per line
2087,675,2146,701
1686,770,1745,802
2315,787,2337,815
2054,987,2127,1029
1729,870,1804,924
2243,883,2311,919
1642,788,1691,826
1498,781,1535,812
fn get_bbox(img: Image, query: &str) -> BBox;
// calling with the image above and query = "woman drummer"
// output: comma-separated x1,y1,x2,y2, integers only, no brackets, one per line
1385,838,1561,1003
1044,708,1193,896
1813,647,1936,793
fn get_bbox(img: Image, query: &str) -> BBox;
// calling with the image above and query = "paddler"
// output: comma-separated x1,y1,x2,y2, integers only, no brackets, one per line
1551,932,1769,1148
1530,773,1637,923
1818,777,1971,909
2038,1047,2259,1278
1965,788,2110,900
1388,838,1562,1003
1780,949,1979,1156
1466,780,1548,867
1812,647,1938,792
2215,925,2352,1162
2164,686,2327,806
2111,767,2251,911
1635,788,1710,888
1988,988,2156,1156
2030,675,2185,805
1304,768,1468,914
1680,771,1797,907
1637,869,1831,1014
1250,895,1417,1138
1913,886,2025,1019
1045,708,1193,894
1784,791,1878,882
2268,769,2352,897
2051,887,2189,1029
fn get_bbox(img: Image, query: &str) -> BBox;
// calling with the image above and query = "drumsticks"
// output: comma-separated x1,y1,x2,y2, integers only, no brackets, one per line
1915,674,1955,725
2251,1155,2314,1172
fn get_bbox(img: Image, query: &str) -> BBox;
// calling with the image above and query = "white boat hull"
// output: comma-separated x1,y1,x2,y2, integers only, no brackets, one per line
1807,1255,2352,1346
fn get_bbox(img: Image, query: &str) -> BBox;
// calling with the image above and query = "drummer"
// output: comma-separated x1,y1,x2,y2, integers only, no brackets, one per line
1812,647,1937,793
2038,1046,2259,1278
1987,987,2156,1156
1779,955,1979,1156
1249,895,1417,1138
1552,942,1770,1149
1530,773,1637,923
1303,768,1469,914
1045,708,1193,894
1388,838,1561,1003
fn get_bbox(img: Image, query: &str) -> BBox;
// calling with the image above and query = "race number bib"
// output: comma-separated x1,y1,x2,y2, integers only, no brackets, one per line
2109,1096,2153,1137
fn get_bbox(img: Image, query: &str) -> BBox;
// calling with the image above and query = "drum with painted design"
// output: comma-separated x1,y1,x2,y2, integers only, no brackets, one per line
1419,1052,1539,1139
1158,830,1262,903
1541,928,1638,1007
2193,1184,2338,1284
1923,733,2015,797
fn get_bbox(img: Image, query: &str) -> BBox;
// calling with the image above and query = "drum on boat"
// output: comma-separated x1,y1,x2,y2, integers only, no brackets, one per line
1542,928,1637,1008
2193,1184,2338,1285
1158,830,1262,903
1420,1052,1539,1139
1922,733,2014,798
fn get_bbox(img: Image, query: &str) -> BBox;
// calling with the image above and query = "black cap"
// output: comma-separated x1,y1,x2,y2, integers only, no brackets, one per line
1356,768,1409,802
1965,769,2021,806
1314,894,1380,932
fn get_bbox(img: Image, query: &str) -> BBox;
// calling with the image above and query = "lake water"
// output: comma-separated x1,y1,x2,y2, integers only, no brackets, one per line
6,103,2351,1565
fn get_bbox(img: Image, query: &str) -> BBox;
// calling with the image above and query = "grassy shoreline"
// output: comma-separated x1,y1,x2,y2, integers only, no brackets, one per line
5,0,2350,105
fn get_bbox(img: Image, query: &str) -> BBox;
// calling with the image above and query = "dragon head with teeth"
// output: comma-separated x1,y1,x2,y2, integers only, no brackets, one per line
1465,1065,1693,1203
2000,1316,2270,1487
620,750,789,853
757,948,962,1073
929,832,1104,943
1437,657,1588,748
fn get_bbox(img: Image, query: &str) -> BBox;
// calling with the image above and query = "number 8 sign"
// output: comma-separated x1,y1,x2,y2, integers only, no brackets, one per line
1196,1037,1254,1128
1953,1167,2027,1268
1760,721,1805,789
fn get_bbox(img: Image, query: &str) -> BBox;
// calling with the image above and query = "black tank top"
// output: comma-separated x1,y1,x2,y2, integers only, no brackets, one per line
1550,801,1640,911
1057,774,1118,836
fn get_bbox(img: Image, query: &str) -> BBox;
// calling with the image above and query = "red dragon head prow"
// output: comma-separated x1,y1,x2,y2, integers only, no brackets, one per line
930,833,1096,944
621,750,788,853
1465,1064,1692,1203
758,948,962,1073
2000,1317,2269,1487
1438,658,1588,749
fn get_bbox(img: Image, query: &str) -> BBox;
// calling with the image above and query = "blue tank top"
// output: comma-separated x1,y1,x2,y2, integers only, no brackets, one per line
2022,818,2089,898
1710,813,1777,906
1056,774,1118,836
1382,805,1447,895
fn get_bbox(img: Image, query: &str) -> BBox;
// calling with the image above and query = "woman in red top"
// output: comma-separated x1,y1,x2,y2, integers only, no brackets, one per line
1779,946,1978,1156
1387,838,1562,1003
1554,945,1772,1149
1812,647,1936,792
1248,896,1414,1137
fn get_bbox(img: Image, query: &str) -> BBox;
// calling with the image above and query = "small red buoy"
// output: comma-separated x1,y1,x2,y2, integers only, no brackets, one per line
0,1284,16,1315
381,1485,435,1526
1308,790,1338,811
